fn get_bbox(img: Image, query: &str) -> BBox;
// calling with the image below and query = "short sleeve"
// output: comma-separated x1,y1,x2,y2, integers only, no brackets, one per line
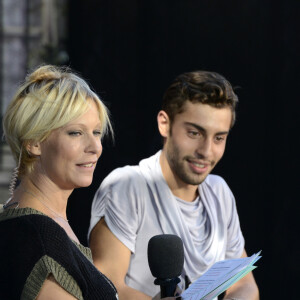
225,188,245,259
220,178,245,259
88,166,145,253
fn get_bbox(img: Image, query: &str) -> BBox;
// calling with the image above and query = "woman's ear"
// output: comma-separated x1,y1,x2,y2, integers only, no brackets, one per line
26,141,41,156
157,110,170,138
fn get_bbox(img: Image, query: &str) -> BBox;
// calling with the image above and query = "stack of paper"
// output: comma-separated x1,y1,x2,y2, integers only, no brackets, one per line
181,251,261,300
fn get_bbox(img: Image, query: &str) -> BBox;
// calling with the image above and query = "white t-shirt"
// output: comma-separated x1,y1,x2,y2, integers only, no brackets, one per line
88,151,244,297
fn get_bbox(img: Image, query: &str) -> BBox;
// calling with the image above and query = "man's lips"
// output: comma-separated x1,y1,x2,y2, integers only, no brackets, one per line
186,159,211,173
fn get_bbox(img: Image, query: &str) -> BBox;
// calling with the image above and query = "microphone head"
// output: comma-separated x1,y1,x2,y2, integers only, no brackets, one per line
147,234,184,279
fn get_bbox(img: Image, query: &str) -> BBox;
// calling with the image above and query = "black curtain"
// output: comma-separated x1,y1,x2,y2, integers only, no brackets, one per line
67,1,299,298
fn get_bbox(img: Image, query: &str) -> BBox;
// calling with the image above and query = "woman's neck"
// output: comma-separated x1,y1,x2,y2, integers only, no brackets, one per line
13,178,79,244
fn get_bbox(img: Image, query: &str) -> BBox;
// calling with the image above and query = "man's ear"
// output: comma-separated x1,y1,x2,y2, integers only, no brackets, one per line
26,141,41,156
157,110,170,138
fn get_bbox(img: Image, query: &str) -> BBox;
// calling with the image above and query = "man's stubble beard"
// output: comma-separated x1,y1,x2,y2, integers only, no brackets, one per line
166,139,209,186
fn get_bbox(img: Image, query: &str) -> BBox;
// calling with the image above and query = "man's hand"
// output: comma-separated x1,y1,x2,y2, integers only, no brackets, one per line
222,249,259,300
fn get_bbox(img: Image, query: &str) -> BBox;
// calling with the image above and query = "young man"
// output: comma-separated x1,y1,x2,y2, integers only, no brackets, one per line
88,71,259,300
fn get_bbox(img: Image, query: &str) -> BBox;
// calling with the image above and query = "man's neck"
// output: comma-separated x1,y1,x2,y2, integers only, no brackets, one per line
171,186,199,202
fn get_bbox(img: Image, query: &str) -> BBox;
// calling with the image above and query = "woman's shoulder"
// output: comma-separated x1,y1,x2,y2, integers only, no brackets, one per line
0,208,75,255
0,208,49,238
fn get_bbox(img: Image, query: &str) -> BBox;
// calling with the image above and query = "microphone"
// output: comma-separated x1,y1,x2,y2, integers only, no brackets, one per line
148,234,184,298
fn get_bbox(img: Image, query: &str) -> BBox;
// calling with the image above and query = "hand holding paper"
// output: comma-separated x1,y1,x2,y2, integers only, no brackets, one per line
181,251,262,300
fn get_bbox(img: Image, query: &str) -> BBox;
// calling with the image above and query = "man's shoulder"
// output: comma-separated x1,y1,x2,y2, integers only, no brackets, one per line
102,164,146,188
203,174,233,195
202,175,234,204
204,174,228,187
108,164,141,177
103,151,161,185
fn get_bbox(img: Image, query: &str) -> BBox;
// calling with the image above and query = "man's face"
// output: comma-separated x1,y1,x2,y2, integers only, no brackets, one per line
163,101,232,186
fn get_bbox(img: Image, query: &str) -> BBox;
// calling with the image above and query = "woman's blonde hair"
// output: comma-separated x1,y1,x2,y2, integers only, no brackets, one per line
3,64,113,177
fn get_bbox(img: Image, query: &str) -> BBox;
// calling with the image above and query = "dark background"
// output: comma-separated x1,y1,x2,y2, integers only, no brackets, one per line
66,1,299,298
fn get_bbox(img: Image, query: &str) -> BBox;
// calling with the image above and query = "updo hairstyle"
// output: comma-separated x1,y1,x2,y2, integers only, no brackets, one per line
3,65,113,177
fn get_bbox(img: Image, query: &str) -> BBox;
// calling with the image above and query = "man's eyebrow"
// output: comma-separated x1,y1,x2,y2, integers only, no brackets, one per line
184,122,230,135
184,122,206,133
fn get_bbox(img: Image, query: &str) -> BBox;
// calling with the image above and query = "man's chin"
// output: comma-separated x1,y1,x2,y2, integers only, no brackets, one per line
187,173,209,185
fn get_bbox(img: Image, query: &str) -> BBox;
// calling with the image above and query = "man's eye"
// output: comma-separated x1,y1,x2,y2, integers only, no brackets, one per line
187,131,200,138
215,136,225,142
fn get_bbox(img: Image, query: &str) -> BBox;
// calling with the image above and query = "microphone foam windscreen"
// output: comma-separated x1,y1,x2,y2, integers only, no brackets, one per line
147,234,184,279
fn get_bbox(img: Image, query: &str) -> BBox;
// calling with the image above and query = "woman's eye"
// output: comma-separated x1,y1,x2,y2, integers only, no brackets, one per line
93,131,102,137
68,131,81,136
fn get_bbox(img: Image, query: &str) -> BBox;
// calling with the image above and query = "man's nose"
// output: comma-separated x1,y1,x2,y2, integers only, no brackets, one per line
196,138,213,158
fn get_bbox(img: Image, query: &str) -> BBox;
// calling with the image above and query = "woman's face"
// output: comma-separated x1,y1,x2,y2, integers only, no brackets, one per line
38,100,103,190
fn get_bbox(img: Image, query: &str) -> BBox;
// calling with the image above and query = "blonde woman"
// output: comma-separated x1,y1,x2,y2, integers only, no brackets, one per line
0,65,118,299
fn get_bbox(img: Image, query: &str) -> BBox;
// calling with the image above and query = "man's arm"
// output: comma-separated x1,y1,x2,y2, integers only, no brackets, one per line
89,218,153,300
223,249,259,300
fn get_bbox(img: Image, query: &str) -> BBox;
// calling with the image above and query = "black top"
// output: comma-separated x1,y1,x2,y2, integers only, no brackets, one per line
0,208,118,300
